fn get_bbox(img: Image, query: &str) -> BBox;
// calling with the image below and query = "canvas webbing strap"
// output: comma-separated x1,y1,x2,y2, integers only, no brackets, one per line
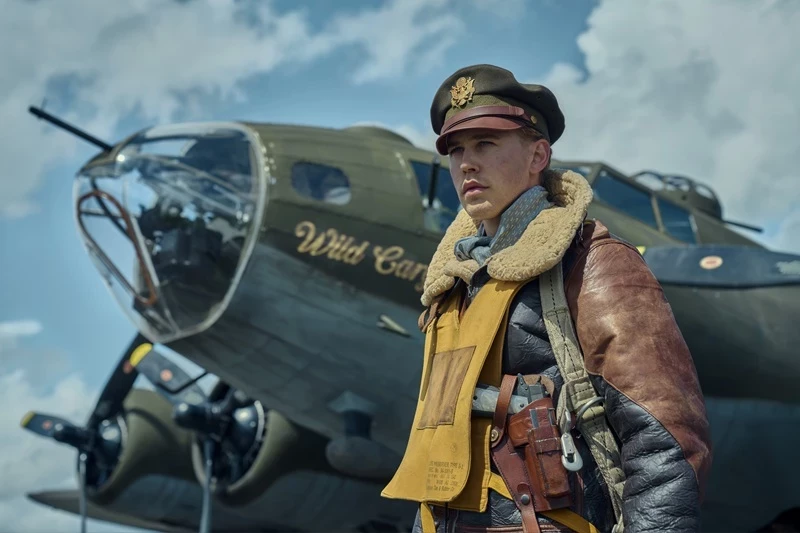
539,264,626,532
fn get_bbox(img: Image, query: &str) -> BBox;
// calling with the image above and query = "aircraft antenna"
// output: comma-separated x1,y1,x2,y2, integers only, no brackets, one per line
722,219,764,233
28,105,113,152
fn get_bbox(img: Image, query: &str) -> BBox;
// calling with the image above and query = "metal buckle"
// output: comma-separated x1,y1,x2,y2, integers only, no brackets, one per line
558,410,583,472
575,396,604,422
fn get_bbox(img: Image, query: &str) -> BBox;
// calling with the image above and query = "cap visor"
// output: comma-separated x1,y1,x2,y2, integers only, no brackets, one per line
435,116,524,155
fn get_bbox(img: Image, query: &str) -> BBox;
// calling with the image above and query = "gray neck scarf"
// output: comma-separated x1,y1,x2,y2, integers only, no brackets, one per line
454,185,553,267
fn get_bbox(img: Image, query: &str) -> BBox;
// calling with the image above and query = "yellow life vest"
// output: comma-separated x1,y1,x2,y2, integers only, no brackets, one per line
381,278,523,512
382,276,601,533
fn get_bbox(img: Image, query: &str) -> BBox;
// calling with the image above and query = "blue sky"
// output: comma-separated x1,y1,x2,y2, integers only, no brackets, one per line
1,0,597,389
1,0,798,531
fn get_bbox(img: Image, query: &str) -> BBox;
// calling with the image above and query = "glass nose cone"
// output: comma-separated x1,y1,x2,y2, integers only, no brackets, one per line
74,123,266,343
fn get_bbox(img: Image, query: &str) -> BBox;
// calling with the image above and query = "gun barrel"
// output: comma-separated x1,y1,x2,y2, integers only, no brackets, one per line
29,106,113,152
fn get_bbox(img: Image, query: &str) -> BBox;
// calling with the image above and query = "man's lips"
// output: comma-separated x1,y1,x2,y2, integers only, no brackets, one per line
462,181,486,194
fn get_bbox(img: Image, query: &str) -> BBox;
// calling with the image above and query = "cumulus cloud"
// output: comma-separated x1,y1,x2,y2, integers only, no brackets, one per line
393,124,440,152
324,0,463,84
467,0,528,21
0,316,134,531
0,319,218,532
348,120,438,152
0,315,143,531
0,320,72,387
0,0,475,219
0,320,43,342
0,368,142,532
766,209,800,254
535,0,800,252
0,370,94,499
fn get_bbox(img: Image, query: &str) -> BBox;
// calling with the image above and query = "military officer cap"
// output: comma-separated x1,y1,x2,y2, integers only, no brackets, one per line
430,64,565,156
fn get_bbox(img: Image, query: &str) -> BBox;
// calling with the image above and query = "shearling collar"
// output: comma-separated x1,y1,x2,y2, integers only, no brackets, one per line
421,169,592,306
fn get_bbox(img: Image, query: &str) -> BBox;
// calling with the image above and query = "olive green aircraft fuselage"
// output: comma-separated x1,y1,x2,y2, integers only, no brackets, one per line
27,116,800,533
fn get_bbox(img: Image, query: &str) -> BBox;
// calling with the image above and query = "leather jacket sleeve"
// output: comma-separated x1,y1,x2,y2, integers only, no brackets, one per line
565,236,713,533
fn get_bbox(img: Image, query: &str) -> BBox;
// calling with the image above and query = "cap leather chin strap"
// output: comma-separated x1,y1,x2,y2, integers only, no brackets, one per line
539,263,627,533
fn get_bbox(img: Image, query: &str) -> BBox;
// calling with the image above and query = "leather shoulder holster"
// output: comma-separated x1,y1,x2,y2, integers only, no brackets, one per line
490,374,574,533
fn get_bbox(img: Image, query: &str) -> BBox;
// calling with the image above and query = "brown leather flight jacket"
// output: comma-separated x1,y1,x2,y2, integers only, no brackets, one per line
416,219,713,533
561,219,713,530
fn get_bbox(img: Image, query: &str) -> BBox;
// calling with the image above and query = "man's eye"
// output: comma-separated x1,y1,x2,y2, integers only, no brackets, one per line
448,147,463,155
478,141,494,147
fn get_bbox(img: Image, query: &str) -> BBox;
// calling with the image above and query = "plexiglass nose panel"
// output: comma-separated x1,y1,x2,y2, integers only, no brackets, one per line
74,123,265,343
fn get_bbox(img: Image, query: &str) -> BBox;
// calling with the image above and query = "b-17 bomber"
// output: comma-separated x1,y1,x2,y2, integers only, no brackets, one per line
20,107,800,533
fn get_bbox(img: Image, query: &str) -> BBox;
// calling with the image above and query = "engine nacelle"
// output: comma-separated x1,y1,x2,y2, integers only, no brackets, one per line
188,382,332,506
186,383,415,531
87,388,196,505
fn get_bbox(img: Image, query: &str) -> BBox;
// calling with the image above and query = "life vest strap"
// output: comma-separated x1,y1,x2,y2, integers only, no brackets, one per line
422,478,598,533
540,509,600,533
420,502,437,533
490,473,599,533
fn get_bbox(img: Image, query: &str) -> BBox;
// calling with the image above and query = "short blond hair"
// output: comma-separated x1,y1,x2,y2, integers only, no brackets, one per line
516,127,552,170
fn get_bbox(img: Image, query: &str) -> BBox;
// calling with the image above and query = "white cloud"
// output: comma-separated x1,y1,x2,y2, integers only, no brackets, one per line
323,0,463,84
0,316,139,531
0,321,220,532
0,369,116,532
0,319,43,341
535,0,800,253
348,120,439,152
468,0,528,21
393,124,440,152
765,209,800,254
0,0,475,220
1,200,39,219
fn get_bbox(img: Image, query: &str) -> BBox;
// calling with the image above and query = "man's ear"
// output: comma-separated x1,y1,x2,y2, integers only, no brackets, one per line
530,139,551,175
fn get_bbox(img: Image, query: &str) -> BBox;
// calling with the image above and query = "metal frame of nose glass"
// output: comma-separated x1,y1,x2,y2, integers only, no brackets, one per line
76,189,159,308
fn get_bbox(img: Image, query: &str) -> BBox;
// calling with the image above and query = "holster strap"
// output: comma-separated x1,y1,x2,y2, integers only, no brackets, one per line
491,435,541,533
490,474,598,533
491,374,517,445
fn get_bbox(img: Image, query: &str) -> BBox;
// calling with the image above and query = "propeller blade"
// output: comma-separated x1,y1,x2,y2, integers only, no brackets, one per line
78,452,88,533
86,333,150,430
639,244,800,289
130,347,207,406
199,438,215,533
20,412,76,440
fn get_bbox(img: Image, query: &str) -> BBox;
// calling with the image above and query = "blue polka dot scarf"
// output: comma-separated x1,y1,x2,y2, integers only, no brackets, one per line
453,185,553,267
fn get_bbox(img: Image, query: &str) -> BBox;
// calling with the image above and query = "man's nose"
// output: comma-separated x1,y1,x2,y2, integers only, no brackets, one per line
459,154,478,173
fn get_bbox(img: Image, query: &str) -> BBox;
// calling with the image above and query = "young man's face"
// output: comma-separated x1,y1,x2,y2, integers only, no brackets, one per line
445,128,549,234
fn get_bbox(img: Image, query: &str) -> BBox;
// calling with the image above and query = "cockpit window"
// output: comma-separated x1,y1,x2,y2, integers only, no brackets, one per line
410,161,460,232
290,162,352,205
592,170,658,229
656,197,697,243
117,133,254,195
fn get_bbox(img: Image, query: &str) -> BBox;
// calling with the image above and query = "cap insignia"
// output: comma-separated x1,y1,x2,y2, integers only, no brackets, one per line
450,76,475,108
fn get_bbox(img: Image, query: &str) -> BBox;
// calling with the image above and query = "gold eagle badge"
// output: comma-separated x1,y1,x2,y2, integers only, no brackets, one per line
450,76,475,108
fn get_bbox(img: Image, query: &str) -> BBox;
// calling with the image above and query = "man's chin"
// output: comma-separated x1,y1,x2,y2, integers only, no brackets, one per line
464,203,500,222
